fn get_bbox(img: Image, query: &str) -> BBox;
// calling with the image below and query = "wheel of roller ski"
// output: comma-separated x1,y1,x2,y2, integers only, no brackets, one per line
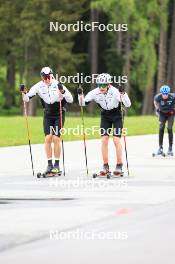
37,173,41,178
107,173,111,179
93,173,97,178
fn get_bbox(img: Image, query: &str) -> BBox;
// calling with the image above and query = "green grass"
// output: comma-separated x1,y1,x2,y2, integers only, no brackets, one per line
0,115,161,147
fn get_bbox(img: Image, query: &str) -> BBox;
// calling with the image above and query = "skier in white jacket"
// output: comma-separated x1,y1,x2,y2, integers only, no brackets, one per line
21,67,73,174
78,73,131,175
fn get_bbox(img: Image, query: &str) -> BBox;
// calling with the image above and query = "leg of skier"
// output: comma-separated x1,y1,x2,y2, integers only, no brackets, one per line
101,135,109,164
100,113,112,175
158,114,166,154
113,118,123,175
101,135,110,174
167,115,174,155
113,137,122,164
52,135,61,171
44,134,53,172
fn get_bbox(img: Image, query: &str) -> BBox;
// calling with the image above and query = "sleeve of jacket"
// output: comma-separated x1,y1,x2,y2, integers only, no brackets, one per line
62,85,73,103
23,83,39,102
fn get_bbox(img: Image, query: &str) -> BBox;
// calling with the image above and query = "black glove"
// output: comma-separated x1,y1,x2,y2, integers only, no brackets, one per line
118,85,125,94
20,84,25,92
77,87,83,95
58,83,65,94
20,84,27,93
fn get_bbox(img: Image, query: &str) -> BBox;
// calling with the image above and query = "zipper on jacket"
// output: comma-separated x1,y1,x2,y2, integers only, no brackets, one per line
104,94,108,110
47,86,51,103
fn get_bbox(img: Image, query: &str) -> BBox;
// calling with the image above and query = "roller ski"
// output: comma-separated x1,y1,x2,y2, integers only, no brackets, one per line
37,164,62,178
93,164,111,179
152,147,166,157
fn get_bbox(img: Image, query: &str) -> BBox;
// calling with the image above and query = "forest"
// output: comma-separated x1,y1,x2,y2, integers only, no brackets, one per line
0,0,175,116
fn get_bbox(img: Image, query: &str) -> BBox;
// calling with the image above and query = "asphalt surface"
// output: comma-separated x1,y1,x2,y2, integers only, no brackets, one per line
0,134,175,264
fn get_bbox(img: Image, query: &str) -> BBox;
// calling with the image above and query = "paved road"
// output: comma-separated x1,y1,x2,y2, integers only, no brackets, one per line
0,135,175,264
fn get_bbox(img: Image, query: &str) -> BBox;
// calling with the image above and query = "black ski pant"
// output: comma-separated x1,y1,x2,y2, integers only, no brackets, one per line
159,114,174,148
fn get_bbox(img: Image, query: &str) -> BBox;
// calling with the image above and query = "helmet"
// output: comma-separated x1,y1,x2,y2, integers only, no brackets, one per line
96,73,112,84
40,67,53,77
160,85,170,95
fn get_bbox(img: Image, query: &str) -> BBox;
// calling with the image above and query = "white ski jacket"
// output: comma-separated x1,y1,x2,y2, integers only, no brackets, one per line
23,79,73,104
79,85,131,110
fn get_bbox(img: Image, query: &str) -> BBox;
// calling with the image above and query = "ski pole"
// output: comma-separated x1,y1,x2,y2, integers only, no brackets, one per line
77,85,89,176
58,83,66,176
20,84,35,177
119,89,130,176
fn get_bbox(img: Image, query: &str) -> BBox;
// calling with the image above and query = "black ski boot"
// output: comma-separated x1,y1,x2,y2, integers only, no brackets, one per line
167,146,173,156
157,146,163,155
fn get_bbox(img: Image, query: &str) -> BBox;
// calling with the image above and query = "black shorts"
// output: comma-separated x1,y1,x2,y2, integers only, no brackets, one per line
100,109,123,137
43,113,65,137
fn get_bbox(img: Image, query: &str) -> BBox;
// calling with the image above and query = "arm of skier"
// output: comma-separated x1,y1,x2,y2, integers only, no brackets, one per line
117,86,131,107
58,83,73,103
120,93,131,107
154,95,160,116
77,88,94,106
20,84,38,102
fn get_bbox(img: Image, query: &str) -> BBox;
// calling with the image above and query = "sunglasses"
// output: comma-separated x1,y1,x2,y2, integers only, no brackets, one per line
43,75,51,80
98,84,108,89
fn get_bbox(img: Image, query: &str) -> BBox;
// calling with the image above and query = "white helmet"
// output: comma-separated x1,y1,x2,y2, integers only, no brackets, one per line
40,67,53,77
96,73,112,84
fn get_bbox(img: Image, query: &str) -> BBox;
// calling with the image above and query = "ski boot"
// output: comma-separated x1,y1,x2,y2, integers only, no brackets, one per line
167,146,173,156
157,147,163,155
113,164,124,177
51,165,61,174
51,160,61,174
99,163,110,176
46,164,53,173
93,163,110,178
152,146,165,157
37,164,54,178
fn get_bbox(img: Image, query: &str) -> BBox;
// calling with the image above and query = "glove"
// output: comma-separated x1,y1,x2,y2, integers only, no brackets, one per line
58,83,65,94
118,85,125,94
20,84,27,93
77,87,83,95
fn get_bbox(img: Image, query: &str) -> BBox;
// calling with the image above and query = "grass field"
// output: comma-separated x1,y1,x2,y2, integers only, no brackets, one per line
0,115,161,147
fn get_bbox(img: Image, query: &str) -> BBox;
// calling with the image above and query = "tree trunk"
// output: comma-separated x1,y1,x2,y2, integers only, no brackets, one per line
122,31,130,95
89,8,99,114
157,30,167,92
4,53,16,109
28,97,37,116
157,1,168,93
28,66,37,116
23,43,37,116
142,82,154,115
167,0,175,91
116,31,122,55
